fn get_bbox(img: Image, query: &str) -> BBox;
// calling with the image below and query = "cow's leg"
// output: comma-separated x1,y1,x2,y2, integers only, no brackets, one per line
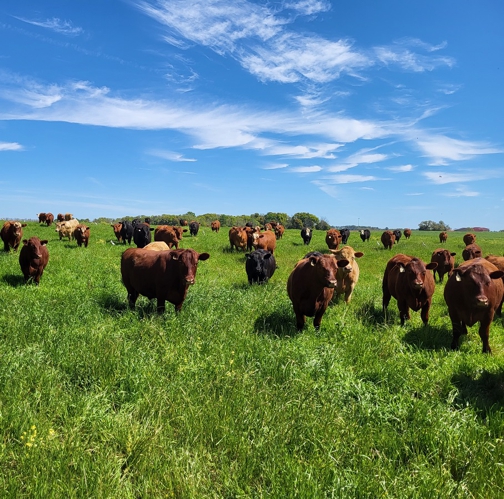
127,290,139,308
313,307,327,330
156,298,166,314
478,317,493,354
294,309,306,331
420,301,431,326
450,320,467,350
398,301,410,326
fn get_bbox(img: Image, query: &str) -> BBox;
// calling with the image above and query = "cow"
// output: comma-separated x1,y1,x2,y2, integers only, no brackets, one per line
245,222,254,228
229,226,248,251
264,223,273,231
112,223,123,243
300,227,312,245
45,213,54,226
252,230,277,254
325,229,342,250
485,255,504,273
404,229,412,240
120,221,134,245
189,221,200,236
37,213,47,224
64,213,73,221
339,228,350,245
121,247,210,313
430,248,456,283
144,241,170,251
462,243,482,261
382,254,437,326
179,219,188,226
245,249,277,285
155,225,186,249
393,230,402,244
74,224,90,247
57,213,65,222
360,229,371,242
274,224,285,240
439,231,448,244
133,222,154,248
330,245,364,303
244,226,256,251
1,221,27,252
287,253,349,331
211,220,221,233
444,258,504,353
463,233,476,246
381,231,396,250
55,218,79,241
144,217,151,225
19,237,49,285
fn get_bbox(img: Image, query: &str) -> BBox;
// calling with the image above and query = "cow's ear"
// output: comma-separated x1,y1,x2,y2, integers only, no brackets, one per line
22,239,28,245
22,224,27,227
354,252,364,258
149,228,154,231
426,262,438,271
309,256,317,266
183,229,188,233
337,259,349,268
490,270,504,280
40,240,48,245
264,253,271,259
198,253,210,261
451,252,456,256
245,253,251,259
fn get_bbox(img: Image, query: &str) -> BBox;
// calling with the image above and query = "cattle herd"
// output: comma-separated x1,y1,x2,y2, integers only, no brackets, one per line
1,216,504,354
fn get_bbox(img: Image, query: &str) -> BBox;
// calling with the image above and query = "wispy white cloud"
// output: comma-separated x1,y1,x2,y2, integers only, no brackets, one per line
147,149,197,161
289,165,322,173
423,170,499,184
317,174,382,184
0,141,23,151
284,0,331,16
444,186,479,197
327,150,388,172
262,163,288,170
386,164,414,172
14,16,83,36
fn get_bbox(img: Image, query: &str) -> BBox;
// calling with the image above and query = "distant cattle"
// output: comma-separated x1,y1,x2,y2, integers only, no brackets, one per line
121,247,210,313
430,248,456,283
325,229,342,250
45,213,54,226
57,213,65,222
244,226,256,251
264,223,273,231
19,236,49,285
144,217,151,225
64,213,73,221
179,219,188,226
120,221,134,245
55,219,79,241
133,222,154,248
1,221,27,252
189,221,200,236
252,230,276,254
382,254,437,326
381,231,396,250
444,258,504,353
331,245,364,303
462,243,482,261
300,227,312,245
229,226,248,251
274,224,285,240
37,213,47,224
245,249,277,285
154,225,187,249
287,252,348,331
393,230,402,243
339,228,350,245
211,220,221,233
360,229,371,242
404,229,412,240
74,224,90,247
112,223,123,243
439,231,448,244
463,233,476,246
144,241,170,251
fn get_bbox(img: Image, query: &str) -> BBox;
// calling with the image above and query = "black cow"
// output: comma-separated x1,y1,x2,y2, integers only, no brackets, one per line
189,221,200,236
120,221,134,245
300,227,312,245
360,229,370,242
245,249,277,284
340,228,350,244
393,230,402,244
133,222,154,248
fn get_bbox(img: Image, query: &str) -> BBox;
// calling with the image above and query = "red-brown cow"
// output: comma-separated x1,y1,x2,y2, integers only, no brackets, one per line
37,213,47,224
462,243,482,261
381,230,396,250
444,258,504,353
74,224,90,247
404,228,412,240
57,213,65,222
121,247,210,313
112,223,123,243
430,248,456,283
154,225,187,249
325,229,342,250
463,233,476,245
45,213,54,226
1,221,27,252
439,231,448,244
244,226,257,251
274,224,285,240
331,246,364,303
252,230,276,254
211,220,221,233
287,253,349,330
485,255,504,272
179,219,188,226
382,254,437,326
19,236,49,285
229,226,248,251
64,213,73,221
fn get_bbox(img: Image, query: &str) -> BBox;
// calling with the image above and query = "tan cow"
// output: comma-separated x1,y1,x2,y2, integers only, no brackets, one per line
144,241,170,251
330,246,364,303
55,218,79,241
252,230,276,254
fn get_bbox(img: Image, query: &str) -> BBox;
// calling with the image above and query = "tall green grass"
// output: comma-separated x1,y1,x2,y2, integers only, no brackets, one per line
1,222,504,497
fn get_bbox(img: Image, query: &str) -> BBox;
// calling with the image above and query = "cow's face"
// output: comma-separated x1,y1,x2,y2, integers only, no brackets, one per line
399,259,436,290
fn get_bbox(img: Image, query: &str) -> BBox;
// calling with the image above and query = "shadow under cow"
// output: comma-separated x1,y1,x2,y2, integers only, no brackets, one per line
2,274,26,287
253,308,301,338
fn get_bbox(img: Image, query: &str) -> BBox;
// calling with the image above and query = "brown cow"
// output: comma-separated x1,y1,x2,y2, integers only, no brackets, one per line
330,246,364,303
121,247,210,313
179,219,188,226
74,224,90,247
463,233,476,245
485,255,504,272
211,220,221,233
430,248,456,283
439,231,448,244
381,230,396,250
274,224,285,240
45,213,54,226
154,225,187,249
252,230,277,254
287,253,349,330
382,254,437,326
244,226,256,251
325,229,342,250
462,243,482,261
144,241,170,251
19,236,49,285
444,258,504,353
57,213,65,222
37,213,47,224
64,213,73,221
404,228,412,240
229,226,248,251
112,223,123,243
1,221,27,252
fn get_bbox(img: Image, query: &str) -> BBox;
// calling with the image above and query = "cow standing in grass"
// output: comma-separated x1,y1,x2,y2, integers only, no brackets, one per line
1,221,27,252
19,237,49,285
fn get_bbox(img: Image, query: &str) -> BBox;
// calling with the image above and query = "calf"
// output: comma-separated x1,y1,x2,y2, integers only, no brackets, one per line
74,224,91,247
229,226,248,251
287,253,349,330
211,220,221,233
439,231,448,244
393,230,402,243
112,223,123,243
120,221,134,245
463,233,476,246
121,247,210,313
339,228,350,245
300,227,312,245
331,245,364,303
325,229,342,250
55,218,79,241
1,221,27,252
381,230,396,250
404,229,412,240
360,229,370,242
252,230,276,254
462,243,482,261
430,248,456,283
382,254,437,326
444,258,504,353
189,221,200,236
19,237,49,285
133,222,154,248
245,249,276,284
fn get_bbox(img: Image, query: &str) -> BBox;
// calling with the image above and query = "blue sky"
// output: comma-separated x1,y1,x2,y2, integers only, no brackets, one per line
1,1,503,229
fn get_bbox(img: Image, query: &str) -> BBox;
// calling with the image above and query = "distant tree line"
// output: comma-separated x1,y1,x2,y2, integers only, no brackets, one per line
418,220,451,231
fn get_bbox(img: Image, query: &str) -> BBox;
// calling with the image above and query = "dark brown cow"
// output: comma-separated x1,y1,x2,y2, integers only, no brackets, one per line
439,231,448,244
462,243,482,261
45,213,54,226
154,225,187,249
244,226,256,251
430,248,456,283
112,223,123,243
57,213,65,222
37,213,47,224
325,229,342,250
382,254,437,326
287,253,349,330
485,255,504,273
444,258,504,353
179,219,188,227
211,220,221,233
252,230,277,254
404,228,412,240
229,226,248,251
74,224,90,247
64,213,73,221
121,247,210,313
381,230,396,250
463,233,476,245
274,224,285,240
19,237,49,285
1,221,27,252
